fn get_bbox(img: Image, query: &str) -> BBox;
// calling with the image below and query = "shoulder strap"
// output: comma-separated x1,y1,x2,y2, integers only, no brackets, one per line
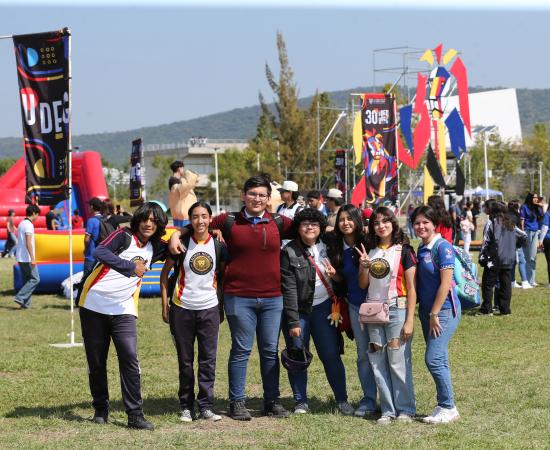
300,245,336,300
271,212,284,240
223,212,237,241
430,238,444,270
388,245,402,299
213,237,223,277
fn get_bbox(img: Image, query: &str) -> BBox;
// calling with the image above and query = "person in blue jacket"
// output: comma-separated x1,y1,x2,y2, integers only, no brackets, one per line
520,193,543,286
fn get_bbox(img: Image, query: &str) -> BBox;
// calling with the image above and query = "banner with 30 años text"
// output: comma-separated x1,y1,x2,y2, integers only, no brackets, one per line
360,93,398,205
13,29,70,205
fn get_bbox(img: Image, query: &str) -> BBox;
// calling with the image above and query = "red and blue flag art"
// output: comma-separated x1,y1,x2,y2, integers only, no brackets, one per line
12,29,70,205
360,94,398,205
398,44,471,174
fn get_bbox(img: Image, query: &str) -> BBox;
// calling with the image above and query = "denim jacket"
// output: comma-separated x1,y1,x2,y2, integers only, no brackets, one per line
281,239,319,329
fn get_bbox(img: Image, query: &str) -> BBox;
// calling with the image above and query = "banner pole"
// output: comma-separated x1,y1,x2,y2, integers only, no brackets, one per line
51,27,81,349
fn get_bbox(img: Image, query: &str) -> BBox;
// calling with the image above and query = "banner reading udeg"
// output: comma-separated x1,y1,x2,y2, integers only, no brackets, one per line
13,29,70,205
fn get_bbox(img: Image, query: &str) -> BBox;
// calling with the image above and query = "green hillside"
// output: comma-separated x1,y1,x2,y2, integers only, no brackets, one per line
1,87,548,166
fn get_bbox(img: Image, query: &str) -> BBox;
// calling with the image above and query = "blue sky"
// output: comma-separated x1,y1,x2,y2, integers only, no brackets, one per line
0,2,549,137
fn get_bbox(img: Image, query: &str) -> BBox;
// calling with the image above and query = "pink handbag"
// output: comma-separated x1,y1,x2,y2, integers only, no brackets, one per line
358,245,402,325
359,302,389,324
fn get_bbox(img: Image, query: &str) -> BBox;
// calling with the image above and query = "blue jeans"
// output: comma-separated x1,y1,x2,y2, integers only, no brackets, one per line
367,303,416,417
224,295,283,404
514,248,528,283
419,304,461,409
523,230,539,284
282,299,348,404
15,263,40,308
348,303,378,411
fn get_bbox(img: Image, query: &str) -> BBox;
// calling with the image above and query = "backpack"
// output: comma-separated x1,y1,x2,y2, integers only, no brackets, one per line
223,211,284,243
431,238,481,309
98,217,117,244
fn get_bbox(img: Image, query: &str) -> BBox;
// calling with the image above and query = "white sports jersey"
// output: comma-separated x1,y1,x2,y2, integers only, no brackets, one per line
80,234,153,316
173,236,218,311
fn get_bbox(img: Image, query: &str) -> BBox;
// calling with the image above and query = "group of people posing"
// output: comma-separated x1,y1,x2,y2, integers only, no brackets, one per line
77,174,464,430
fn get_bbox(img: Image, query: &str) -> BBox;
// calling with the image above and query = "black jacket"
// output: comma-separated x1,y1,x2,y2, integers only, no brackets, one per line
281,239,328,329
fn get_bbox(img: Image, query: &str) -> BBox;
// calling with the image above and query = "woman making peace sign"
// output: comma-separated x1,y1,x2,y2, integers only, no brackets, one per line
357,206,417,425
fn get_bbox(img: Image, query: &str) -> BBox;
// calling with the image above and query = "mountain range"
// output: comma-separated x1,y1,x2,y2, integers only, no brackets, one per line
1,86,548,166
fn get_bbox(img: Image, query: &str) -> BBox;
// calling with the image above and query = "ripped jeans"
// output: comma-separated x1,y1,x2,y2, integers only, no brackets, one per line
366,301,416,417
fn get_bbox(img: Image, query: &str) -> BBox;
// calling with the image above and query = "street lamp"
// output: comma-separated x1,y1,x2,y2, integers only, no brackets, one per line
213,147,220,215
475,125,497,201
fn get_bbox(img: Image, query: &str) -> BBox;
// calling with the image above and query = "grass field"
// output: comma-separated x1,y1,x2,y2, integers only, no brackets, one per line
1,255,549,449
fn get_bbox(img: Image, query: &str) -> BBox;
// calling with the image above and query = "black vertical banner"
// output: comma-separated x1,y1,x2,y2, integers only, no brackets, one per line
129,139,144,207
361,94,398,205
334,149,346,194
13,29,70,205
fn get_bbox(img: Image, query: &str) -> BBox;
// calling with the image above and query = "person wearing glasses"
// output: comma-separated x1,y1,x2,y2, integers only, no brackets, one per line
169,175,294,421
281,208,354,415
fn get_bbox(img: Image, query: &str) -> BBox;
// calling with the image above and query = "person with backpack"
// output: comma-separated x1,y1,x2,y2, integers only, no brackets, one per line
280,208,354,416
169,174,294,421
160,201,228,423
82,197,104,282
411,205,460,424
325,204,378,418
520,193,544,286
355,206,417,425
479,201,527,316
78,202,168,430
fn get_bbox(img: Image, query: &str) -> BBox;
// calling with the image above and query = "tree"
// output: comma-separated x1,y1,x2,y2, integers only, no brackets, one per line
0,158,17,177
248,32,344,191
149,155,172,199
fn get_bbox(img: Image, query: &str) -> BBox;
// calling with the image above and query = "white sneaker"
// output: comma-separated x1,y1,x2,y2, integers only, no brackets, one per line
377,415,393,425
294,403,309,414
522,281,533,289
337,401,355,416
179,409,193,422
396,414,413,423
513,281,522,289
530,282,539,287
423,406,459,424
200,409,222,422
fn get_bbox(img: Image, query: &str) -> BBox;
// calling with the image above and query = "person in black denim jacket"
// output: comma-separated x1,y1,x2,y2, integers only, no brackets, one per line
281,208,354,416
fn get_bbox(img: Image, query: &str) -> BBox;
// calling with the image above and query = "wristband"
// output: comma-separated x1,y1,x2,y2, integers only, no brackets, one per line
429,311,439,317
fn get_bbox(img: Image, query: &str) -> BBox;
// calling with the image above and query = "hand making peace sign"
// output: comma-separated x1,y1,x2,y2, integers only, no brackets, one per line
323,258,337,279
354,243,371,269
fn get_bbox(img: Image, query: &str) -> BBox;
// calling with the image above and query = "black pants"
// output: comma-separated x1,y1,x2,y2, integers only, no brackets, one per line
543,238,550,284
169,304,220,411
481,266,512,314
80,307,143,415
1,232,16,257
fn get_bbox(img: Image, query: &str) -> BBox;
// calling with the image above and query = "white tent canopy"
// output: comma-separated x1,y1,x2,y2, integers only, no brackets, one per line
464,186,503,198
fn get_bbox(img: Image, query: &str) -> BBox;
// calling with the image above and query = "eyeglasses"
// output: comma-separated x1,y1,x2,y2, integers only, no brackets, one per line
300,221,320,229
245,192,269,200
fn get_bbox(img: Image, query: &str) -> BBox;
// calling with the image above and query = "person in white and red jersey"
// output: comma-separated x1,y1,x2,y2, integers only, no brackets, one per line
78,202,168,431
161,201,228,424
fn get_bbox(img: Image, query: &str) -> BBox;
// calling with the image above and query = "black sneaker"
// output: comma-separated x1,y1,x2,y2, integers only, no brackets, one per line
127,414,154,430
92,409,108,424
263,401,290,418
229,401,252,421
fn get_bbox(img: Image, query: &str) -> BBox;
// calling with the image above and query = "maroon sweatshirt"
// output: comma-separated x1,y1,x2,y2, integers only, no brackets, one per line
211,209,293,298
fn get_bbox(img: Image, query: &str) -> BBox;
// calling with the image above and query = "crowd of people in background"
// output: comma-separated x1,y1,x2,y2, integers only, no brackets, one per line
5,171,549,430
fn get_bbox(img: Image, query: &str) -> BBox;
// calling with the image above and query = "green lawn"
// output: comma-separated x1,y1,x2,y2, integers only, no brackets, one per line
1,255,549,449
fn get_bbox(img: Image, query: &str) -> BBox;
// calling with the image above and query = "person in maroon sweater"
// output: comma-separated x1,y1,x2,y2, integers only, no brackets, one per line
169,175,293,421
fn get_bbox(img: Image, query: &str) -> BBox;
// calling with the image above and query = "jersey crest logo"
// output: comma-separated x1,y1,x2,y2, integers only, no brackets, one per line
189,252,214,275
369,258,390,279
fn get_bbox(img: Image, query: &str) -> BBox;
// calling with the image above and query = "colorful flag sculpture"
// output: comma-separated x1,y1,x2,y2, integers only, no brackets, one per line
129,138,144,207
13,29,70,205
398,44,471,199
353,94,399,205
